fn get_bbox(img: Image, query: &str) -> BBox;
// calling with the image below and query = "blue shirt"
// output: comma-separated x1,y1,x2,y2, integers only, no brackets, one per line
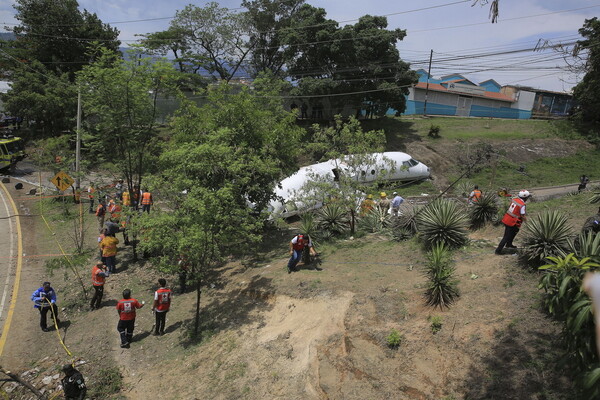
391,195,404,208
31,287,57,308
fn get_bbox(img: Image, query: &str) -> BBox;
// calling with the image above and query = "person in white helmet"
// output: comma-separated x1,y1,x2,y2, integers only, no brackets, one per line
495,189,530,255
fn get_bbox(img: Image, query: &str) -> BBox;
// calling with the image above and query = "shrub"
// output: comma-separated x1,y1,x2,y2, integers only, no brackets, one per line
429,315,443,334
358,207,392,233
428,124,441,138
396,204,421,234
316,203,348,236
386,329,402,348
570,231,600,264
423,243,460,309
469,191,499,229
300,212,317,238
417,199,469,249
520,210,573,266
454,180,474,198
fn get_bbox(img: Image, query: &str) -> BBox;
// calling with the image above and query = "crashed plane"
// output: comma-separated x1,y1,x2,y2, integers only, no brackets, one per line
268,152,430,218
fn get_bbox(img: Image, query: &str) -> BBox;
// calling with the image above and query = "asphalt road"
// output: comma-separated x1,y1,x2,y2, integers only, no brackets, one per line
0,182,19,356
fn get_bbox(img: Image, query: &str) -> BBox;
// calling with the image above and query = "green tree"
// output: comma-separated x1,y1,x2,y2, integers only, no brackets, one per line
77,48,180,201
573,17,600,142
137,82,302,335
285,6,417,118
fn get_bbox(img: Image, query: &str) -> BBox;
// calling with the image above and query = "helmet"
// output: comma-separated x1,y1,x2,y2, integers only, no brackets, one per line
367,194,373,199
518,190,530,199
380,192,387,198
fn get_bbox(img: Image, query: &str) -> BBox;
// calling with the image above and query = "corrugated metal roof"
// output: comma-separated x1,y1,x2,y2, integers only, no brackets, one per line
414,82,514,103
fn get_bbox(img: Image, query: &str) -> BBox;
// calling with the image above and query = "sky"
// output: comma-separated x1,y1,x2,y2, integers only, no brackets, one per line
1,0,599,92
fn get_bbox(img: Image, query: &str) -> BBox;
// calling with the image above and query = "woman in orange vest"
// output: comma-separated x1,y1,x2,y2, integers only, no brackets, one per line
152,278,172,336
90,262,108,310
495,190,530,255
141,189,153,213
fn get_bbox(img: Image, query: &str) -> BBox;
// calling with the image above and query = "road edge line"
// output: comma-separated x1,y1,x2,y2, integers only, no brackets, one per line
0,182,23,357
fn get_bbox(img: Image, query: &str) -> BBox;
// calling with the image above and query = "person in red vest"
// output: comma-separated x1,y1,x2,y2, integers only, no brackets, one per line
468,185,482,204
495,190,530,255
287,233,317,273
141,188,153,213
116,289,144,348
108,200,122,222
90,262,108,310
152,278,172,336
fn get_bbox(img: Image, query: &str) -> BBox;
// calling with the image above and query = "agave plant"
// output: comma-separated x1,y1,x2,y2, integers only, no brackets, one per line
569,231,600,264
316,203,348,236
300,212,317,238
454,180,474,198
590,190,600,204
520,210,573,266
396,204,421,234
358,207,392,233
423,243,460,309
469,191,499,229
417,199,469,249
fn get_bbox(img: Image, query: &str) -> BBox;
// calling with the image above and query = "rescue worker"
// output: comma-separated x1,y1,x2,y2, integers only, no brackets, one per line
582,207,600,235
95,200,106,232
31,282,60,332
391,192,404,217
378,192,391,213
108,199,122,222
91,262,108,310
287,233,317,273
132,186,141,209
152,278,172,336
87,185,95,213
61,364,87,400
122,189,131,207
104,218,120,237
468,185,482,204
360,194,375,216
579,174,590,192
100,232,119,273
116,289,145,348
495,190,530,255
141,188,153,213
121,214,131,246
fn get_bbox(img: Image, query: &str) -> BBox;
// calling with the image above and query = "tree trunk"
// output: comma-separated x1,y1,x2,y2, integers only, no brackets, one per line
194,277,202,335
0,366,48,400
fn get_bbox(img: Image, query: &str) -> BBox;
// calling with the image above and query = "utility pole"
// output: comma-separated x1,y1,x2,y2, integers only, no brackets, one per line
423,49,433,116
75,89,81,190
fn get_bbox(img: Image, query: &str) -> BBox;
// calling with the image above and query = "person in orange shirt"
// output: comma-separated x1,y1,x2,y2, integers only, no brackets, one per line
116,289,144,348
100,234,119,273
90,262,108,310
141,189,153,213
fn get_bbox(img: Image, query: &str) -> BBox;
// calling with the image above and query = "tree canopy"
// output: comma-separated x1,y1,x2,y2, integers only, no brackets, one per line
573,17,600,133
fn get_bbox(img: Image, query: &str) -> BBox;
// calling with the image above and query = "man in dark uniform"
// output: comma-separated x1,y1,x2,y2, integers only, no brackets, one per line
61,364,86,400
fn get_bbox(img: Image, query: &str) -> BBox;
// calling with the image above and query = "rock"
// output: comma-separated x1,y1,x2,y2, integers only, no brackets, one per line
15,183,23,190
1,177,9,183
42,376,53,385
52,374,60,380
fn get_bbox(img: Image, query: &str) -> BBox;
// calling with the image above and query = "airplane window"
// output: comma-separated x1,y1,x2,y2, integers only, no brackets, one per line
402,161,410,167
361,170,366,177
370,169,376,175
332,168,340,182
408,159,419,167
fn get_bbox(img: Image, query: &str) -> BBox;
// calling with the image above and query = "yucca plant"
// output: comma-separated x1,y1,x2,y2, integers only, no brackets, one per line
590,191,600,204
316,203,348,236
469,191,499,229
417,199,469,249
423,243,460,309
520,210,573,266
396,204,421,234
569,231,600,264
358,207,392,233
300,212,317,238
454,180,473,197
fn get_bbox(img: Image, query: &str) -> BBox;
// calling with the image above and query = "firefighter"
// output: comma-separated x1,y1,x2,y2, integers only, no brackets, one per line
31,282,60,332
495,190,530,255
141,188,153,213
61,364,87,400
116,289,144,348
287,233,317,273
91,262,108,310
360,194,375,216
378,192,391,213
152,278,172,336
468,185,482,204
122,189,131,207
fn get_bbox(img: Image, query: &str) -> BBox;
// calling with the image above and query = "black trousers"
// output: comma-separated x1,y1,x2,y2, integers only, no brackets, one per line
155,311,168,334
496,224,520,253
90,285,104,309
117,319,135,345
39,304,59,330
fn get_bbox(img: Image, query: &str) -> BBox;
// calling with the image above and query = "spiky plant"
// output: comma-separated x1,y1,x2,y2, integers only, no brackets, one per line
469,191,499,229
396,204,421,234
454,180,474,197
391,223,413,241
423,243,460,309
569,231,600,264
520,210,573,266
300,212,317,238
417,199,469,249
316,203,348,236
358,207,392,233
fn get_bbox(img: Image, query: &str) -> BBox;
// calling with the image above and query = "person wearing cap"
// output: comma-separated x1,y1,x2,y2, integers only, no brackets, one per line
91,262,108,310
391,192,404,217
287,234,317,273
495,189,530,255
116,289,145,348
31,282,60,332
360,194,375,216
378,192,391,213
61,364,86,400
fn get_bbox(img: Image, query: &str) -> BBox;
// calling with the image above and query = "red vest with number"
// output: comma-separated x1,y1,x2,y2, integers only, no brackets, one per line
142,192,152,205
292,235,308,251
155,288,172,312
472,190,482,202
92,266,105,286
501,197,525,227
